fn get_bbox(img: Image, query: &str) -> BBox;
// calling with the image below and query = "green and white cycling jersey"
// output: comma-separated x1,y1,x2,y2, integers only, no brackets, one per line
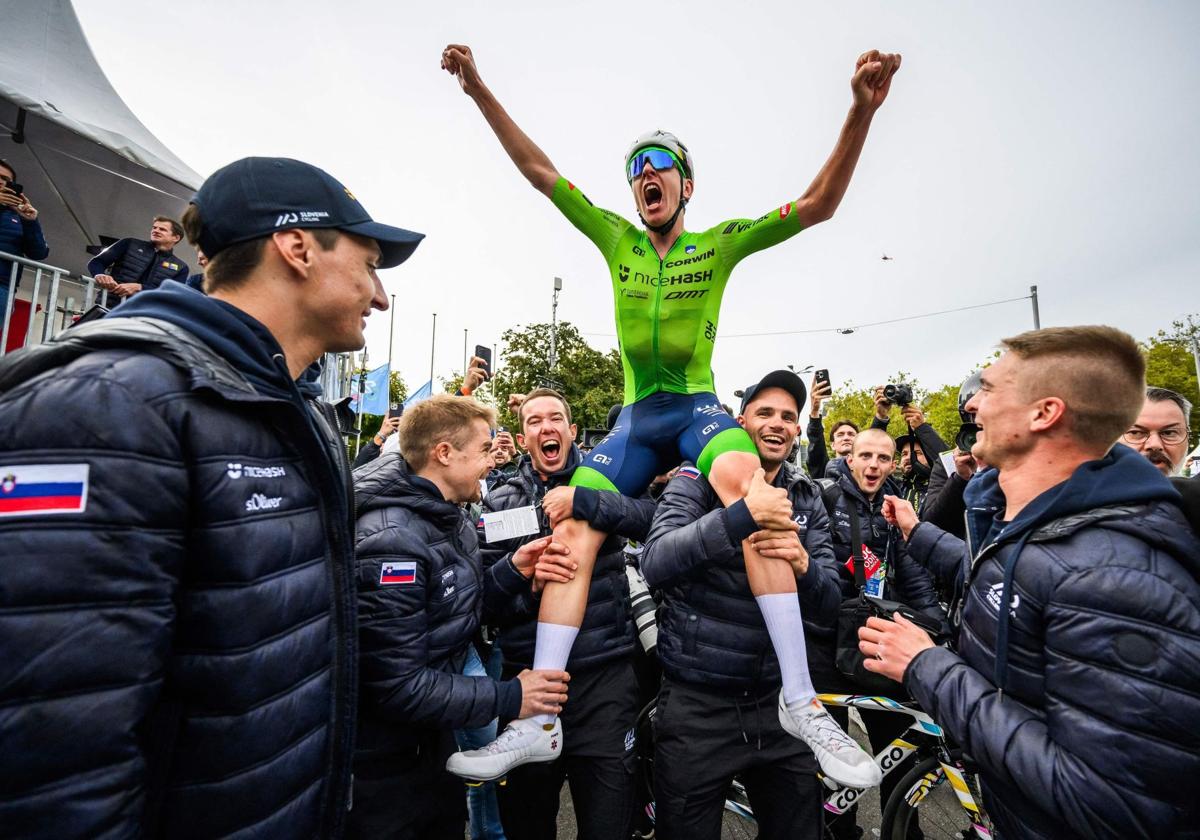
552,176,806,405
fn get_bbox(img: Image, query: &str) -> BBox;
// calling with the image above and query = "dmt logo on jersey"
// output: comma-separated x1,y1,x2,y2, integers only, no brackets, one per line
0,463,89,517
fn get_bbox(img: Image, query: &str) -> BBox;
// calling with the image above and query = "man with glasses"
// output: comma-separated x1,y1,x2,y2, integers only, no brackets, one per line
1124,386,1199,533
441,43,899,788
1123,387,1192,476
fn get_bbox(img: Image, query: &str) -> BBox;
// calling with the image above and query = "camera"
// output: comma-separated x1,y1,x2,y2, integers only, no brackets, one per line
956,422,980,452
883,383,914,407
624,561,658,655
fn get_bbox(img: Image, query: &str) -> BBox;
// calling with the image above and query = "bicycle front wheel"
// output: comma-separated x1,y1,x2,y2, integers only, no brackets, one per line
880,753,988,840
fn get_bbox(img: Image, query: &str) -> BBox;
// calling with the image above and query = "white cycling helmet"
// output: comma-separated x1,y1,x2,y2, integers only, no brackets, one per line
625,130,695,180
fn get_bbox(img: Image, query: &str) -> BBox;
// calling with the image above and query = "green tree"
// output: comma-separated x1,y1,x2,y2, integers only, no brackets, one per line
1142,315,1200,448
491,321,624,434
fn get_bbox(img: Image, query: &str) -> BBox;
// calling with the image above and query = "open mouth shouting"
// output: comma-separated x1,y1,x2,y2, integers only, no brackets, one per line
538,437,564,468
642,180,663,213
758,431,788,455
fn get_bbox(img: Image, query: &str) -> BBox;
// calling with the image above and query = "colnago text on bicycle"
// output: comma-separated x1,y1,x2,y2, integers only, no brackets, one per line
440,41,901,789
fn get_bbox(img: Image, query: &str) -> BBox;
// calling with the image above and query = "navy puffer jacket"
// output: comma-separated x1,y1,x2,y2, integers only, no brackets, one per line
352,454,521,773
903,445,1200,839
480,447,655,670
642,462,842,692
86,238,189,290
0,285,357,838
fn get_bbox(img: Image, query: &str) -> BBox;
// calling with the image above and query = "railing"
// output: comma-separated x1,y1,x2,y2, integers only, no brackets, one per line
0,249,354,400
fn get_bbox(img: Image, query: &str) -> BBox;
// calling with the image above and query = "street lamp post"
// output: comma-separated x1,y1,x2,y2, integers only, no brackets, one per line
550,276,563,371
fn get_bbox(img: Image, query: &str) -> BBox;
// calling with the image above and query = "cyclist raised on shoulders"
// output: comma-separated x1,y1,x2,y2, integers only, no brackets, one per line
442,42,899,788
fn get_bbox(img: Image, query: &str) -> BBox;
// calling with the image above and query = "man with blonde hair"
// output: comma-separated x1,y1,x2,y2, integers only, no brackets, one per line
351,394,571,839
861,326,1200,839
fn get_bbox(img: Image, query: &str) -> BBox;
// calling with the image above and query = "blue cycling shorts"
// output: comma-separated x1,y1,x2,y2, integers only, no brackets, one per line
569,391,756,495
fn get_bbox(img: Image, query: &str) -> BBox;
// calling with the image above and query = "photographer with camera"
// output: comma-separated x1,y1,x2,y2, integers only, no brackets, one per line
458,388,656,840
918,373,983,539
870,383,949,507
641,369,857,839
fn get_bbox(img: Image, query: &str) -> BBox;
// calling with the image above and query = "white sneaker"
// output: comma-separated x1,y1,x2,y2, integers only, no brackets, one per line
445,717,563,782
779,694,883,789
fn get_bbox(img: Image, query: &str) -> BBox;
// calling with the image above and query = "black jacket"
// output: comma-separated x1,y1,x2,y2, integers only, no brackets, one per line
642,462,842,692
817,471,947,686
0,284,357,838
904,446,1200,839
480,447,655,670
352,454,521,775
87,237,189,290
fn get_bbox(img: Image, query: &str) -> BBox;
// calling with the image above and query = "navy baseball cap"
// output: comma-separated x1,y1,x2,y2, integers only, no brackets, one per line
190,157,425,269
739,369,807,416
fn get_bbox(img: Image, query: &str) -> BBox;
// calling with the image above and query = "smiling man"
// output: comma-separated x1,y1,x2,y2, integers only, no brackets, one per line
859,326,1200,839
442,42,899,783
451,388,657,840
0,157,424,837
640,369,851,839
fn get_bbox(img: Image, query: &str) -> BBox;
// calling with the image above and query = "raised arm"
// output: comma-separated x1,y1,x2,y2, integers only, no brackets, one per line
442,44,561,198
792,50,901,229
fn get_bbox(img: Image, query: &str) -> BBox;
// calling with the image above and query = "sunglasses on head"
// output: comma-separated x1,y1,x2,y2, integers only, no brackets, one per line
626,147,683,182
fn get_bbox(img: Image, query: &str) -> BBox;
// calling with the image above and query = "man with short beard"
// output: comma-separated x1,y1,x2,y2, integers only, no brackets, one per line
1123,386,1200,533
459,388,657,840
642,370,856,839
861,326,1200,839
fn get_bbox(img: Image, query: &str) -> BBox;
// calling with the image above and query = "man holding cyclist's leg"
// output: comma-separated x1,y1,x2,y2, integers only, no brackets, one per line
442,43,898,788
641,371,846,838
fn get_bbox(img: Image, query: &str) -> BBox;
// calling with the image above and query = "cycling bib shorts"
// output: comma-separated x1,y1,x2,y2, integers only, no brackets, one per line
553,176,806,492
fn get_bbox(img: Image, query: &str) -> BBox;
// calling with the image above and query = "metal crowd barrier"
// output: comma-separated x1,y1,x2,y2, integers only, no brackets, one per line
0,249,355,401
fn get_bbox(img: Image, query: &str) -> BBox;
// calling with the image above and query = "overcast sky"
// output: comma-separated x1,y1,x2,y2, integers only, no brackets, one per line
73,0,1200,406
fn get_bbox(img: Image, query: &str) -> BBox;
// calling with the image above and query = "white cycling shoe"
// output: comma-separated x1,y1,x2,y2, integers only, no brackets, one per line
446,717,563,782
779,694,883,789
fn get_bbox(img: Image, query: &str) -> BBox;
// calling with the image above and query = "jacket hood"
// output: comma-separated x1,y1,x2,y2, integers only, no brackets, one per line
994,444,1181,547
108,283,303,402
354,453,463,524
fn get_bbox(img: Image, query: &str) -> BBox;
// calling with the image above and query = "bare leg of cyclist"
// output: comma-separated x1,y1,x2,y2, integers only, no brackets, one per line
528,518,606,723
709,449,882,790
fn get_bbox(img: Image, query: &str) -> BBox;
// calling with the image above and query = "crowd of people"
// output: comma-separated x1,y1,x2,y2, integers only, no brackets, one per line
1,42,1198,840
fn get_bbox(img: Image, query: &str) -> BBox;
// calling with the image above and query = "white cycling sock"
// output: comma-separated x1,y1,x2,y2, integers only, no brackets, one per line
530,621,579,725
755,593,817,708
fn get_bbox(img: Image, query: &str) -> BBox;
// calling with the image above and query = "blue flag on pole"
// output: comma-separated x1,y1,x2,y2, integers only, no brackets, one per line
403,379,433,410
353,363,390,415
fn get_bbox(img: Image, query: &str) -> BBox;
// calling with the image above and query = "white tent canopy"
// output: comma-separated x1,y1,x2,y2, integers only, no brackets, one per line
0,0,202,277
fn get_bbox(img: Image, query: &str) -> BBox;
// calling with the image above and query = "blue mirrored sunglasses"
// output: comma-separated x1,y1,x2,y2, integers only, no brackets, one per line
626,147,682,182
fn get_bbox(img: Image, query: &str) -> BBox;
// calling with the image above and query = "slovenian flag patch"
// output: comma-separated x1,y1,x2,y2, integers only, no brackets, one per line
676,466,702,481
380,561,417,586
0,463,89,517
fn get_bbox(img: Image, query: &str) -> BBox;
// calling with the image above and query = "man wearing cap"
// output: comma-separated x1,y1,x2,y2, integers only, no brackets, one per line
641,369,851,839
0,157,424,838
